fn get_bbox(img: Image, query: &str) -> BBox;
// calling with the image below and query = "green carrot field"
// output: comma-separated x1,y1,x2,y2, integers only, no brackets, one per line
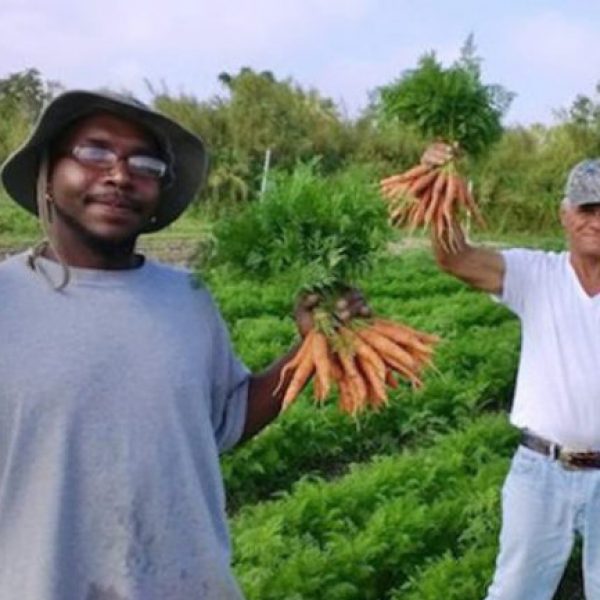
201,245,582,599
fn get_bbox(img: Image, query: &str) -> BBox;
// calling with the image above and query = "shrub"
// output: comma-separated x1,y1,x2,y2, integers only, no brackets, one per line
202,161,391,289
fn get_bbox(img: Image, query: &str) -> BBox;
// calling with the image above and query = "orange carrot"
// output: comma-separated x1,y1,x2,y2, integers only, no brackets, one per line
385,181,414,202
408,185,433,231
338,352,367,414
425,169,447,226
388,163,431,184
458,176,486,228
380,174,404,187
371,320,433,355
356,328,419,372
441,173,458,250
356,354,387,407
407,168,439,197
312,331,332,401
340,327,386,380
274,330,315,396
282,340,316,409
314,376,324,401
330,354,344,382
385,368,399,389
377,319,440,345
337,375,355,414
384,356,422,388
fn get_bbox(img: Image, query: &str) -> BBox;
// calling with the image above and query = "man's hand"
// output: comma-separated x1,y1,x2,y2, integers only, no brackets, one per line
294,287,372,337
421,142,458,168
243,286,373,443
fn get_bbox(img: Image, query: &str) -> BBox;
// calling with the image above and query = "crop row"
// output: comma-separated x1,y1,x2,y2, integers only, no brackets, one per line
222,316,519,509
231,413,518,599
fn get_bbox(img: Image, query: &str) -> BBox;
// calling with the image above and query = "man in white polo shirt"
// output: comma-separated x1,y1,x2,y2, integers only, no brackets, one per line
427,149,600,599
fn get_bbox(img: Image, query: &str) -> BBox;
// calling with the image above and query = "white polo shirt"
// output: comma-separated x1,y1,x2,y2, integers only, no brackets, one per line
500,248,600,449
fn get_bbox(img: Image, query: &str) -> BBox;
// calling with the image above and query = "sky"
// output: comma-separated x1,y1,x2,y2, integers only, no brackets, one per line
2,0,600,127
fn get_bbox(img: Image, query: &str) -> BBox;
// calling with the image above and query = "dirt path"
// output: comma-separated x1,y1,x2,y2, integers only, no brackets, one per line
0,238,201,267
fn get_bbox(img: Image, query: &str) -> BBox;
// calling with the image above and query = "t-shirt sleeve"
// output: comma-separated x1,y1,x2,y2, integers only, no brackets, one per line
207,302,250,453
497,248,540,317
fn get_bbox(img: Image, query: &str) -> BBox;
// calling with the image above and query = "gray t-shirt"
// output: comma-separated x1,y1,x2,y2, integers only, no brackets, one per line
0,252,249,600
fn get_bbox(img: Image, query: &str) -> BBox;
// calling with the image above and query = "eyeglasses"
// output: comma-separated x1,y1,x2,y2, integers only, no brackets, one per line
70,144,168,180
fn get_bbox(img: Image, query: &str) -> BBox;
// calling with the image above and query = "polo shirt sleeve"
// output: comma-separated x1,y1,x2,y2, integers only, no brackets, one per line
497,248,541,317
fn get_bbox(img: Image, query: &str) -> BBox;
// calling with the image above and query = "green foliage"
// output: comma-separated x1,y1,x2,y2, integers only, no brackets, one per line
349,115,426,175
215,251,520,510
150,67,356,213
221,67,351,174
0,191,40,239
231,414,517,599
203,162,390,288
378,47,513,157
0,69,61,165
2,67,600,240
470,122,594,233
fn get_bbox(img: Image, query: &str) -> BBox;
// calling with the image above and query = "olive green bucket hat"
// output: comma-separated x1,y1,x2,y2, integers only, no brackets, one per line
0,89,209,232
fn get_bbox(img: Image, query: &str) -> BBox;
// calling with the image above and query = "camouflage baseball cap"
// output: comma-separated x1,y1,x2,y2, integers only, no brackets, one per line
564,159,600,206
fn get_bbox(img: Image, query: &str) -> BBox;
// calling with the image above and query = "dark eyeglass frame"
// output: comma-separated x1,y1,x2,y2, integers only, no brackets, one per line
69,144,168,180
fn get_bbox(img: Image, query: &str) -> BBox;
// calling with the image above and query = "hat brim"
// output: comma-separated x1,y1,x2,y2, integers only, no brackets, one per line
0,90,209,233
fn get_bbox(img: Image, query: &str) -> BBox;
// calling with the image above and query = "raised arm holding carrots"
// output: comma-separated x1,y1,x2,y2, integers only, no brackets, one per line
422,142,505,295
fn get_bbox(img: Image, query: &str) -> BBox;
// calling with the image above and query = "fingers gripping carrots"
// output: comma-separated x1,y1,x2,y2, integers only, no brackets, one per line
380,141,485,252
276,301,440,417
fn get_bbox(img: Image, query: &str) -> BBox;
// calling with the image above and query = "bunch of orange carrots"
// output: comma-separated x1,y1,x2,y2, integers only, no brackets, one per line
277,317,439,416
380,150,484,252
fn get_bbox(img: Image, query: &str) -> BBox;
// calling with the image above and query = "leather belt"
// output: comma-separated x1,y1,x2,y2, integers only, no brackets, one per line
520,430,600,470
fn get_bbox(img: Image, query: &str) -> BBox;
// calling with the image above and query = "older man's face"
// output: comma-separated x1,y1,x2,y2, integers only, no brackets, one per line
48,113,162,248
561,202,600,258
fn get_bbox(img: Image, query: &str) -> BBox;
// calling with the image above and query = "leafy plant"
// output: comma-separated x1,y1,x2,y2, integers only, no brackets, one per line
378,43,513,158
231,414,517,599
203,161,390,289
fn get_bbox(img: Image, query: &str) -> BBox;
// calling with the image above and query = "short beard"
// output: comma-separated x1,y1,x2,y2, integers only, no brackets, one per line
51,201,142,259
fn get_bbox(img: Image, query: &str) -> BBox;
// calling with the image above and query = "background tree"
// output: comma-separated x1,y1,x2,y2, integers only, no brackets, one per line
0,68,61,164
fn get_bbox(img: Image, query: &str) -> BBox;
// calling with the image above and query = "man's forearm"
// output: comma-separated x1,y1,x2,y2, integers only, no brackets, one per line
430,226,505,294
240,341,303,442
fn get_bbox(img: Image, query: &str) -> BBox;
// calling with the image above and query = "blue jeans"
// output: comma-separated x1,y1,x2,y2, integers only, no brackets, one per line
484,445,600,599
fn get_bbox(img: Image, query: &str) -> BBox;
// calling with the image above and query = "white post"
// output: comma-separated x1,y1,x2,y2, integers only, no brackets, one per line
466,179,473,235
260,148,272,200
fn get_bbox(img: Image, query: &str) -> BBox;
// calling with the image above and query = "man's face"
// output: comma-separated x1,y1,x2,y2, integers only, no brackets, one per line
48,113,163,247
561,202,600,259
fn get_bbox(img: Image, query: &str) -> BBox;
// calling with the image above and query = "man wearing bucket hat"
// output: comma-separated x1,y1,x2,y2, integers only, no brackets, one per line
424,145,600,599
0,90,368,600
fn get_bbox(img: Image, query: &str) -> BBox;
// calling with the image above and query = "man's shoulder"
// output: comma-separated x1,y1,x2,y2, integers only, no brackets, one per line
142,258,211,298
502,247,566,267
144,259,201,283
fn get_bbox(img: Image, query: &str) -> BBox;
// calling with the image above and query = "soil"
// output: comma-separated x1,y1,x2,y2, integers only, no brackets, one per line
0,238,201,267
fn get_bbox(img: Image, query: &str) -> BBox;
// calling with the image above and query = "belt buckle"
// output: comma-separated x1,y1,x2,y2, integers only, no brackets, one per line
558,449,578,470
